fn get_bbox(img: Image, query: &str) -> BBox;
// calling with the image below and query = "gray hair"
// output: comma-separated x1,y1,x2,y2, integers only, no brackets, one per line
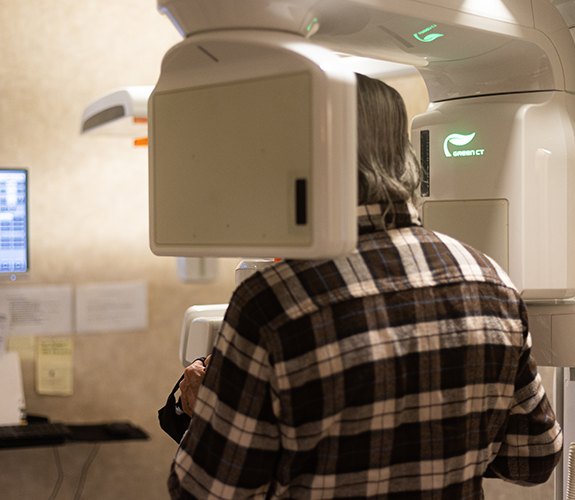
356,73,421,210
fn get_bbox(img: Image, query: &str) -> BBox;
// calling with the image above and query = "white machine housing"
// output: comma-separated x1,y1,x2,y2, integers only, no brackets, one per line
179,259,275,366
157,0,575,100
413,92,575,300
148,30,357,259
156,0,575,359
179,304,226,366
156,2,575,497
81,86,152,135
150,0,575,261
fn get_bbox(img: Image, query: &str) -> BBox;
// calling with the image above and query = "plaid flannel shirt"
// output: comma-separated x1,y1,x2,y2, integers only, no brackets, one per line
169,201,562,499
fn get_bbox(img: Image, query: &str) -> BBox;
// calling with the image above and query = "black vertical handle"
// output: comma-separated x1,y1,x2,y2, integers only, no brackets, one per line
295,179,307,225
420,130,430,197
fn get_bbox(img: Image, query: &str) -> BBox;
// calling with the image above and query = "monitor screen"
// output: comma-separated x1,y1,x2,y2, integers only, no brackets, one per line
0,169,28,278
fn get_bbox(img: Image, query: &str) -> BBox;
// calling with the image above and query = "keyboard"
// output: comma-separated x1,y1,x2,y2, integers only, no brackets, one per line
0,422,72,448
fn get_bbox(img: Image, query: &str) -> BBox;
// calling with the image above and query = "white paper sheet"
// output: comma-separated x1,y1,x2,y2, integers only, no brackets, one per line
0,352,25,425
75,281,148,334
0,285,73,336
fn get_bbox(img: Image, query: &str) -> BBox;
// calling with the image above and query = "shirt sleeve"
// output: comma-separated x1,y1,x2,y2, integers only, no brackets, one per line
168,298,280,499
485,329,563,485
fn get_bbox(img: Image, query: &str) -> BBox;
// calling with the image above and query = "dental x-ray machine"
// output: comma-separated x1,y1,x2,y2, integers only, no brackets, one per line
149,1,575,497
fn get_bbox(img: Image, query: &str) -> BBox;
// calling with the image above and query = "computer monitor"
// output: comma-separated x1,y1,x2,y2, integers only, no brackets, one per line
0,169,29,279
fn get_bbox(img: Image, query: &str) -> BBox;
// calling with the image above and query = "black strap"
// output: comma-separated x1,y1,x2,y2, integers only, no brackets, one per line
158,357,206,443
158,374,191,443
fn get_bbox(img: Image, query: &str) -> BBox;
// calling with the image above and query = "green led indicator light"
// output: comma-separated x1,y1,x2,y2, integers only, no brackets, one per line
413,24,445,43
443,132,485,158
306,17,319,33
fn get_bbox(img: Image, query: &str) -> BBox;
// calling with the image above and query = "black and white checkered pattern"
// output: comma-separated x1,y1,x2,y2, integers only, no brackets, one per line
169,201,562,499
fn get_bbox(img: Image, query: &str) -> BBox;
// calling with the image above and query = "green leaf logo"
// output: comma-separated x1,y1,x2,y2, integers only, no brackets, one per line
443,133,476,157
414,32,445,43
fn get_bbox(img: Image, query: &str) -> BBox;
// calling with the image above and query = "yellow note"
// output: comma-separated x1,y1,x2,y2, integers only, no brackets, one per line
36,337,74,396
8,336,36,361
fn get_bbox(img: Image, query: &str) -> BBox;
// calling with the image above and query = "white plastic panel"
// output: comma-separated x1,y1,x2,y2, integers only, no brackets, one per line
413,91,575,299
157,0,575,99
157,0,320,37
527,302,575,366
553,0,575,28
81,86,152,135
179,304,227,366
153,73,313,248
422,199,509,272
416,0,534,25
149,30,357,259
176,257,219,283
311,1,565,100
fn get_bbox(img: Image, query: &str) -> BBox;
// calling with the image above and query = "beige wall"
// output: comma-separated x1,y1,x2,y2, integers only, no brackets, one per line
0,2,556,499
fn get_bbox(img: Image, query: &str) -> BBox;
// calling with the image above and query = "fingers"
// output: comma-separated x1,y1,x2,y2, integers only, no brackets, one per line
179,358,209,416
183,359,206,383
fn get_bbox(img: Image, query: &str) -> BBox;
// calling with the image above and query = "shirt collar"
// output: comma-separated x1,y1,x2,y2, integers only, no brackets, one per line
357,201,422,235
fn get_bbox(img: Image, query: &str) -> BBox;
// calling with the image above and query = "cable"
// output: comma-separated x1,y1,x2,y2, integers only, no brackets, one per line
48,447,64,500
73,443,100,500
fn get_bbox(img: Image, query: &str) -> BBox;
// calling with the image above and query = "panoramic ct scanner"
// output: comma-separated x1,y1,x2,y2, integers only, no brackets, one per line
154,2,575,498
82,1,575,497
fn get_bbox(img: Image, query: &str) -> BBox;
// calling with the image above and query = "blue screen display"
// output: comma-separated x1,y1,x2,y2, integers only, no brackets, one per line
0,169,28,275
